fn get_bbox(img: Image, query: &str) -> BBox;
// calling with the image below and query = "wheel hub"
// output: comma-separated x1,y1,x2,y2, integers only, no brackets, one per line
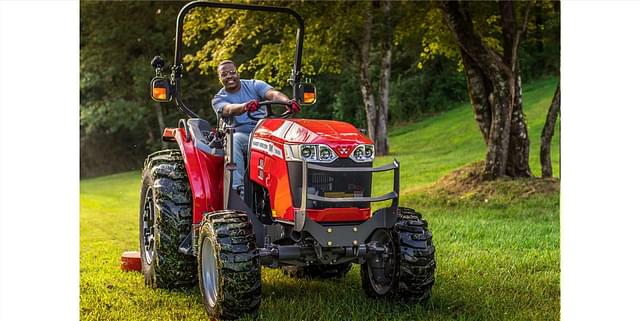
142,187,155,264
366,230,396,294
201,236,219,307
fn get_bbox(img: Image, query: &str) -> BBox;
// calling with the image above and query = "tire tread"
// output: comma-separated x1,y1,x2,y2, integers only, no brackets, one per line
140,149,196,289
198,210,261,320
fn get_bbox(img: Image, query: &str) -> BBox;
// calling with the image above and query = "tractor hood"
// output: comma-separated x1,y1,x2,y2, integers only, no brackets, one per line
253,119,373,157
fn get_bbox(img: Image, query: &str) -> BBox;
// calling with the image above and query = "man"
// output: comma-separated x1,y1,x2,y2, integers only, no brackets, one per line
212,60,301,197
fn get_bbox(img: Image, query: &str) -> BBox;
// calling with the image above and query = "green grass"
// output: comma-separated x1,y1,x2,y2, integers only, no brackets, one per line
80,77,560,321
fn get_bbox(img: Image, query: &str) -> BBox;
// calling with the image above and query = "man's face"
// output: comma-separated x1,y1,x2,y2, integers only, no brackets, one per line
218,63,240,92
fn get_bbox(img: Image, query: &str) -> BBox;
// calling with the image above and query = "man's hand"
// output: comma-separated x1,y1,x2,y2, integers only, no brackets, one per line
288,100,301,113
243,99,259,113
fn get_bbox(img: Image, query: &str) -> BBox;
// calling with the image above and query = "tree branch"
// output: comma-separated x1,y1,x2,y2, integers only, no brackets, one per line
512,0,533,72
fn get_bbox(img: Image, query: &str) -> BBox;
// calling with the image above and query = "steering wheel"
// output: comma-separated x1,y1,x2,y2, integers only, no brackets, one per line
247,100,294,121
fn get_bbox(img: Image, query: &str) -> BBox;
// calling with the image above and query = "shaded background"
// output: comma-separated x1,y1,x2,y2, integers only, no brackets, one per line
80,1,559,177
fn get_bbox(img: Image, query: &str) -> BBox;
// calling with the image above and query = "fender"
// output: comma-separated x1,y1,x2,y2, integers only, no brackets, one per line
169,121,266,249
167,125,224,225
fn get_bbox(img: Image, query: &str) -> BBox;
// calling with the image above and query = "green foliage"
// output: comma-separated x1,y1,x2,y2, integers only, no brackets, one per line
181,1,363,87
389,56,467,124
518,1,561,81
408,5,461,65
80,0,559,178
329,68,366,129
80,1,181,112
81,78,559,321
80,1,190,176
414,1,560,79
80,98,145,132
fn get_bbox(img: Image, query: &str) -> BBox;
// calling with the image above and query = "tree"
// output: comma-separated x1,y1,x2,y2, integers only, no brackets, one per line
354,0,396,155
80,1,193,176
540,84,560,178
439,0,534,179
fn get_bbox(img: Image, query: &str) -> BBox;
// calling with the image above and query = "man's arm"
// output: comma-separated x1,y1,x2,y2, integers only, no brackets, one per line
265,88,301,113
221,103,247,117
213,95,245,117
216,86,290,117
264,89,290,101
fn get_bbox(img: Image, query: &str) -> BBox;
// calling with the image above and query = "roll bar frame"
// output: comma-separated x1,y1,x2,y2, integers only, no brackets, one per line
170,1,305,118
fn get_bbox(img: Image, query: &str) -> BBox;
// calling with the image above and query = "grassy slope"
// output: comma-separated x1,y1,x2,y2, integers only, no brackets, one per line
80,78,560,321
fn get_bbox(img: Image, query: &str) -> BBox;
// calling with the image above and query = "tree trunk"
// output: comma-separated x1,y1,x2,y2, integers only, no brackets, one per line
461,51,491,144
506,72,532,177
484,78,514,180
540,84,560,178
155,103,168,149
500,2,532,177
441,1,515,179
375,0,392,155
441,0,532,180
358,7,378,143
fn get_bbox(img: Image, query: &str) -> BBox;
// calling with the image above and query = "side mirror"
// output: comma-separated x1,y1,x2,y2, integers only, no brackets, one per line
150,55,172,102
296,83,317,105
150,77,172,102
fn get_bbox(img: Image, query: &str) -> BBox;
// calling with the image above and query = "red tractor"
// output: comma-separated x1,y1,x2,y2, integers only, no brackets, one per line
142,1,435,320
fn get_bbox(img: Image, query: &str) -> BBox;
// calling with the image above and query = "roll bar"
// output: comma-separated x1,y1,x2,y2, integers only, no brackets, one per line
170,1,305,118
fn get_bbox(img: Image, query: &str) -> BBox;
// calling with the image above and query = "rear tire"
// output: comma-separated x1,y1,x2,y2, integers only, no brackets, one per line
360,207,436,301
282,263,352,279
139,149,196,288
197,210,261,320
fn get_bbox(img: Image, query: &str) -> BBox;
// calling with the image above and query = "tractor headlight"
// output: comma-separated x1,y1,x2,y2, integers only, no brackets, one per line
300,145,316,159
318,145,335,161
350,144,375,162
364,145,374,158
284,144,337,163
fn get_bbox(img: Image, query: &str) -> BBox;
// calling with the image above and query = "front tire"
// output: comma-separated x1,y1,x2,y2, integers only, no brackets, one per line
360,207,436,301
139,149,196,288
198,210,261,320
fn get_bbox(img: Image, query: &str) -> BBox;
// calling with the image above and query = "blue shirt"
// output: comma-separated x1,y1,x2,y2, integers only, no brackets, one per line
212,79,273,133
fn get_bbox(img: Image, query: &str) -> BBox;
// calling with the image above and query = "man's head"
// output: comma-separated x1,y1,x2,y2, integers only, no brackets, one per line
217,60,240,92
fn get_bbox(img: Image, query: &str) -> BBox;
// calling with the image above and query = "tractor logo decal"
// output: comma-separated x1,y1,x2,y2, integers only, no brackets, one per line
335,145,354,158
252,138,283,159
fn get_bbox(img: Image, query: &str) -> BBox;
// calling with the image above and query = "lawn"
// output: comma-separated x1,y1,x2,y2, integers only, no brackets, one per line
80,77,560,321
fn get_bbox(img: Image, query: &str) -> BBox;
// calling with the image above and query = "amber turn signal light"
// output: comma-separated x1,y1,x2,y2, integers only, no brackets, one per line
153,87,167,100
303,92,316,104
150,77,172,102
298,83,317,105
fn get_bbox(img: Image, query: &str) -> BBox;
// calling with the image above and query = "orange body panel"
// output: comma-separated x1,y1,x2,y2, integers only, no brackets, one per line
249,141,293,220
250,119,373,223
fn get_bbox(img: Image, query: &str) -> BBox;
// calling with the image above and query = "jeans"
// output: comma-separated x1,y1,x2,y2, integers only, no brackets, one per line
232,132,249,191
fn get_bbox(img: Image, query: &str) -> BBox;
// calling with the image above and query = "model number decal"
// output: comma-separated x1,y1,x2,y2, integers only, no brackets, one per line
251,138,283,159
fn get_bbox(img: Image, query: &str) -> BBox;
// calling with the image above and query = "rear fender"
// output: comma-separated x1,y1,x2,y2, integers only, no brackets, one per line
167,124,224,225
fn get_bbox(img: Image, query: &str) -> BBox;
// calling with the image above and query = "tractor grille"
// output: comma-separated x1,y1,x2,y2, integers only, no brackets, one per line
288,159,372,209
